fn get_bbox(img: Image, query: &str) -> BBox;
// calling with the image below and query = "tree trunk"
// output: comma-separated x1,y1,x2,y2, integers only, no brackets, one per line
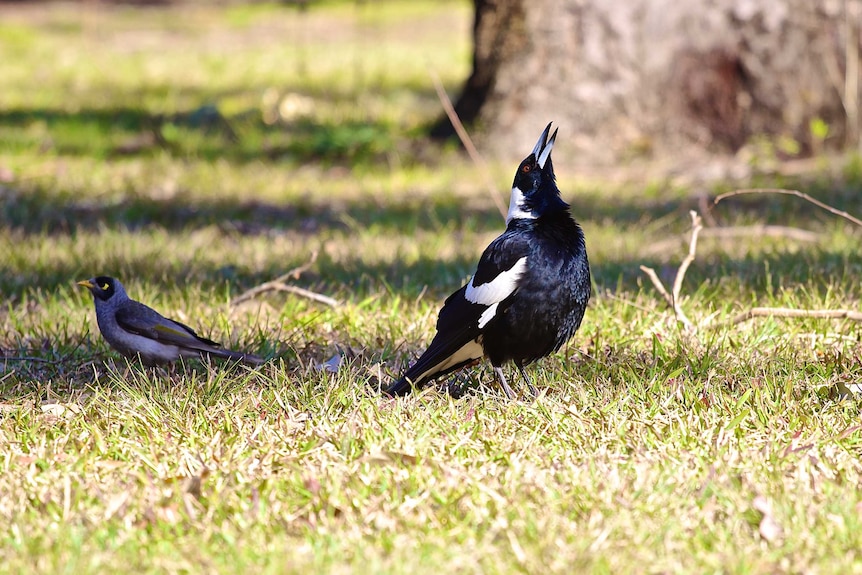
429,0,525,138
437,0,861,170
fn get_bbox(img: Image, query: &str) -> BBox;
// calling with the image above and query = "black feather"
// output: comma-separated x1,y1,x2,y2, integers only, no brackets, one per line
386,122,590,398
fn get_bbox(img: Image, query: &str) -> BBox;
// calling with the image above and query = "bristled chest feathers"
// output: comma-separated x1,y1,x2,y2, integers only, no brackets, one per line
481,212,590,365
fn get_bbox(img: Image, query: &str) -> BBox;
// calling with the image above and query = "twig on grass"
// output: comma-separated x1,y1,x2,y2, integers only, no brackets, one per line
672,211,703,312
728,307,862,326
641,225,820,257
709,188,862,330
231,251,339,308
1,332,90,367
714,188,862,228
429,70,508,220
641,194,862,334
244,284,339,308
2,355,62,364
640,210,702,333
638,266,673,309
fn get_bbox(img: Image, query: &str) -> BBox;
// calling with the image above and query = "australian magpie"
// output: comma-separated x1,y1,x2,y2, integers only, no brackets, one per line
385,122,590,399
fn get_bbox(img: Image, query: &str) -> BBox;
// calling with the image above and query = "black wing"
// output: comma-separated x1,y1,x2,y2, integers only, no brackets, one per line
115,301,222,348
115,301,263,365
386,286,486,396
385,231,531,396
470,230,531,288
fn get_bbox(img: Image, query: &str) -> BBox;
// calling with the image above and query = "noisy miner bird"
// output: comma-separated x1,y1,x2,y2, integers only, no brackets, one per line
385,122,590,399
77,276,263,367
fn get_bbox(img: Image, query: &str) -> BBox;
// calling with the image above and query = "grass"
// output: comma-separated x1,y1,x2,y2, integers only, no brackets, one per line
2,1,862,573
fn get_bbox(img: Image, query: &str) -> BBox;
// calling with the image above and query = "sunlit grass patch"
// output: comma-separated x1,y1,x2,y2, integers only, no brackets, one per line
2,1,862,573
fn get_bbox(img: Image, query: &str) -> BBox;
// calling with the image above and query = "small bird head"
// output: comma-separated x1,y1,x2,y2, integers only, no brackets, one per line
507,122,565,224
77,276,122,302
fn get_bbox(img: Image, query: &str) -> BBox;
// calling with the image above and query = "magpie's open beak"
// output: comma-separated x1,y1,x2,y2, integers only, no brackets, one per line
530,122,559,169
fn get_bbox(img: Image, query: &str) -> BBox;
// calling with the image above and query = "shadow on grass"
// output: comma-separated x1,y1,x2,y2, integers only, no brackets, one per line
0,103,405,165
3,186,862,302
5,159,862,235
3,102,862,303
3,184,862,399
2,184,332,235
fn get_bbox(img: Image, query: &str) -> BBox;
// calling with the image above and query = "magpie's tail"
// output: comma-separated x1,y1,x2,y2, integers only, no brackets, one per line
383,375,418,397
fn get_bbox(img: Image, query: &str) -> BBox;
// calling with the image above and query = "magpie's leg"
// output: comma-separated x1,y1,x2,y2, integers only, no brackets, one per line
493,366,516,400
516,363,538,398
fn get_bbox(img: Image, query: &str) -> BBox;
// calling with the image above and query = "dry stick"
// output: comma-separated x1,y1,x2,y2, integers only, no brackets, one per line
255,284,339,308
713,188,862,328
231,251,339,308
642,225,820,257
1,332,91,365
639,266,673,309
700,225,821,243
429,70,508,220
1,356,61,364
672,211,703,312
639,210,701,332
714,188,862,228
730,307,862,326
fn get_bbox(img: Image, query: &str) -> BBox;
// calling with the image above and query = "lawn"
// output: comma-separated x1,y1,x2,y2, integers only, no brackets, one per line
2,1,862,573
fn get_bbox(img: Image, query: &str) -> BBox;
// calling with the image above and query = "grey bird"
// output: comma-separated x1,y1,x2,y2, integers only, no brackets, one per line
77,276,264,367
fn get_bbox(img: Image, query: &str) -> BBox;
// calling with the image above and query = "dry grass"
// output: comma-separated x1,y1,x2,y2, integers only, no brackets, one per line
2,1,862,573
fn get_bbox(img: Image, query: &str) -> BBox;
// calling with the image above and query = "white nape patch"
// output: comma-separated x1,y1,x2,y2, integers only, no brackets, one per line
465,256,528,306
413,339,484,383
478,302,499,328
506,187,536,224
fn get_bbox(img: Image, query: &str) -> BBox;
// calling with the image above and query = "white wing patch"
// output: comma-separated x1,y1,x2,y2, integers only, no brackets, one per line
506,187,536,224
465,256,528,306
478,302,499,328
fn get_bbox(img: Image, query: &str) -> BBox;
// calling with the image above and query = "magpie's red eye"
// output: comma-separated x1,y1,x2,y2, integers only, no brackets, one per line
522,164,531,173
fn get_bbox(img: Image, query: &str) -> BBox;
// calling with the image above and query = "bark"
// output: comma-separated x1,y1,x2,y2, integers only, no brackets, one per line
438,0,862,168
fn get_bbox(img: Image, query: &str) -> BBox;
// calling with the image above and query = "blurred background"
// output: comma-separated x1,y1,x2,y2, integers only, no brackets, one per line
3,0,860,178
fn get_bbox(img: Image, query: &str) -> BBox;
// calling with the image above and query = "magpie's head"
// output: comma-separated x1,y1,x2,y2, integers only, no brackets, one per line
507,122,565,224
77,276,124,302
